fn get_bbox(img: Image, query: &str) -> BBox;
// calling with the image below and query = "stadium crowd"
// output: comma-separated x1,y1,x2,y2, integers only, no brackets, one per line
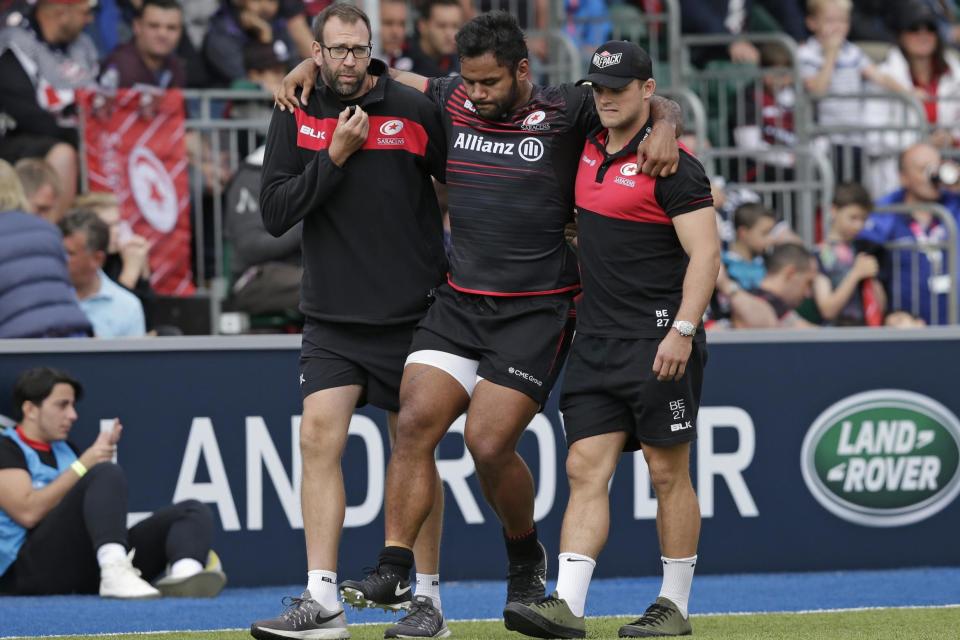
0,0,959,338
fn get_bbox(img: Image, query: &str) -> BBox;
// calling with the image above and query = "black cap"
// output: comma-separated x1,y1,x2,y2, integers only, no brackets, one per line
894,0,939,33
576,40,653,89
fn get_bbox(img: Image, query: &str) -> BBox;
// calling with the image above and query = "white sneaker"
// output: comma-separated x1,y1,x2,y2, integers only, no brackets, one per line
99,549,161,599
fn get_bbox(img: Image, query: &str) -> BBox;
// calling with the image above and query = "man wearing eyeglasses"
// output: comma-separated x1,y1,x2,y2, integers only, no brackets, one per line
250,4,448,640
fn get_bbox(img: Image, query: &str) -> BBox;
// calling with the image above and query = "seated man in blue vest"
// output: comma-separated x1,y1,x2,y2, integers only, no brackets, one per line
0,367,226,598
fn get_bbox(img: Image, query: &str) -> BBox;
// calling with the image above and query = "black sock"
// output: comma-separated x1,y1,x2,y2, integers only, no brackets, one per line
504,524,541,564
378,546,414,579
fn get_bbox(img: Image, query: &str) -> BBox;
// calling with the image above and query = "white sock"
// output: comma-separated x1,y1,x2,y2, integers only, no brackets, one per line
96,543,127,568
169,558,204,578
659,555,697,618
307,569,339,610
555,552,595,617
416,573,441,611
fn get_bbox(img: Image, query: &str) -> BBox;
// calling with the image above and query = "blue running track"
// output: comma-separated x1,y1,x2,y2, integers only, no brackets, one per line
1,567,959,637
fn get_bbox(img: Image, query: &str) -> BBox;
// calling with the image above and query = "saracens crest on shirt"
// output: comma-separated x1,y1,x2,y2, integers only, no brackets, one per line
592,50,622,69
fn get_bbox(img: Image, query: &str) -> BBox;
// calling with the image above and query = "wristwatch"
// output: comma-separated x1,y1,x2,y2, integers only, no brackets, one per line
672,320,696,337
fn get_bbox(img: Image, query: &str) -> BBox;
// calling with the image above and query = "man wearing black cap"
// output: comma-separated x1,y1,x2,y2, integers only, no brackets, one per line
504,41,720,639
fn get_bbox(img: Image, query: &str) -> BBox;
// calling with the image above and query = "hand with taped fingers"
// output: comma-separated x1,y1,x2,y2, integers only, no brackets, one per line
638,122,680,178
328,106,369,167
275,58,319,111
652,329,693,382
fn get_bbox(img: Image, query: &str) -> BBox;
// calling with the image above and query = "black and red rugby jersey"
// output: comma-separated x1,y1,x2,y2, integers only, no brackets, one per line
427,76,598,296
574,122,713,339
260,60,447,325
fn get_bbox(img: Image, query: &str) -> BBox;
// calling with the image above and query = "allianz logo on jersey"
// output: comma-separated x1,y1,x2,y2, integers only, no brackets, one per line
453,132,544,162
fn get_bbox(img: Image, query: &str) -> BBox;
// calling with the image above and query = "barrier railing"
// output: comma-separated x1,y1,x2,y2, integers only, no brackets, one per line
873,203,958,325
699,146,834,246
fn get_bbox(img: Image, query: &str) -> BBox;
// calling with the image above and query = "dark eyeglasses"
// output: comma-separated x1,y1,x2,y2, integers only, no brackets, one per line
905,22,937,34
321,44,373,59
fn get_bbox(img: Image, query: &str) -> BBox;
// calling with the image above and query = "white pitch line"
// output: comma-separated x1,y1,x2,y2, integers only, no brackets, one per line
3,603,958,639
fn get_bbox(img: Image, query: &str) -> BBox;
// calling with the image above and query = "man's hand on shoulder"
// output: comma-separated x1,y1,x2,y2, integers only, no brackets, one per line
639,121,680,178
276,58,320,112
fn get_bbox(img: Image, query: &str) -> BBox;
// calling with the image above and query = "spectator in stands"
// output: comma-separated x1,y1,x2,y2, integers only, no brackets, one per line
0,159,91,339
0,0,99,214
679,0,807,65
278,0,317,58
233,40,288,96
729,243,820,328
799,0,911,145
380,0,414,70
225,146,301,316
565,0,611,56
59,210,146,338
404,0,464,77
0,367,226,597
861,142,960,325
885,309,927,327
203,0,293,86
724,202,776,290
14,157,63,224
813,182,885,325
100,0,186,90
72,192,153,316
734,42,799,170
876,1,960,148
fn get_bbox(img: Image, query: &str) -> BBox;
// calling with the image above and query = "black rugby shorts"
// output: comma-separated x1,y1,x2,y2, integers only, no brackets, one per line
560,334,707,451
299,318,417,412
408,284,575,405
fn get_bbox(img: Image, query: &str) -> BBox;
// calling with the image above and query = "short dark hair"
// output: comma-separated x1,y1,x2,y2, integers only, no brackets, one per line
765,242,814,275
12,367,83,420
137,0,182,17
420,0,462,21
455,10,527,71
313,3,372,44
733,202,775,230
59,209,110,254
759,42,791,68
833,182,872,210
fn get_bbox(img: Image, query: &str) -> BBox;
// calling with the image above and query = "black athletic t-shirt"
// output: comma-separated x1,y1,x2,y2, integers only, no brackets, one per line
0,430,79,471
574,122,713,339
426,77,597,296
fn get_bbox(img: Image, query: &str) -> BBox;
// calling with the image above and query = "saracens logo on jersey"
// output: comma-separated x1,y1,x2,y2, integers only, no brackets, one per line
620,162,639,176
377,119,407,146
521,110,550,131
453,132,544,162
593,50,623,69
379,119,404,136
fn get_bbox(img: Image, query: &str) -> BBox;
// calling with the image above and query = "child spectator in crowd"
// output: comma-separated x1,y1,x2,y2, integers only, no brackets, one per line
735,42,798,171
812,182,885,325
14,158,63,224
724,202,776,290
798,0,911,179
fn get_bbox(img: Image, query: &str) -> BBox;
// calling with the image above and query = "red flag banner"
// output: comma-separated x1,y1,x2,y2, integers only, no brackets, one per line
78,89,195,296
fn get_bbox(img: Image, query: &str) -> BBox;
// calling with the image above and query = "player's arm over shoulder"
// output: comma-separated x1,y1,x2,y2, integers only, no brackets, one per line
654,150,714,218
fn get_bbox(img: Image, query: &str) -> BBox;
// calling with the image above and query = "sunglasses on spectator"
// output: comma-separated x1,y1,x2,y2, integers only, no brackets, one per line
905,22,937,34
320,44,373,59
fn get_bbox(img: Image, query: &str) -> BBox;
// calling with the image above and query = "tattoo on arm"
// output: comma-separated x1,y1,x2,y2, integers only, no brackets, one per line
649,96,684,138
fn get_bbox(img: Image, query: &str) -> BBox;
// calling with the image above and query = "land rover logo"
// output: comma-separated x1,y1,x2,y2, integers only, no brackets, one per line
800,390,960,527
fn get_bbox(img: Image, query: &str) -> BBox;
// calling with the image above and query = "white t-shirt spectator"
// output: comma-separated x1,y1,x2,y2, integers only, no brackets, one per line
797,38,870,136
